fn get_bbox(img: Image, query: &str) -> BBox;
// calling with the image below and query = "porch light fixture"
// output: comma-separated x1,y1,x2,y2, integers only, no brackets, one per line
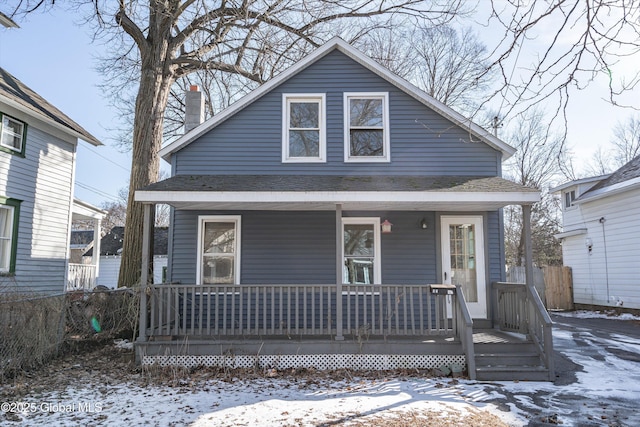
420,218,428,229
381,219,393,234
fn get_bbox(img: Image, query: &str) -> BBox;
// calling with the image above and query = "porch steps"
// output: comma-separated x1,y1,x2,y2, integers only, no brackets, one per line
474,340,550,381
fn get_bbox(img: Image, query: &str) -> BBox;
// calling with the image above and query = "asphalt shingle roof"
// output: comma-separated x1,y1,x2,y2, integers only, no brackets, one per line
0,67,101,146
583,154,640,195
140,175,537,194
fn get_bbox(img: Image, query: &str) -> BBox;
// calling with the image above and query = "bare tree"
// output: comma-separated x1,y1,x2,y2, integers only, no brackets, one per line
611,115,640,166
9,0,468,287
582,114,640,175
479,1,640,141
357,24,493,114
502,109,566,266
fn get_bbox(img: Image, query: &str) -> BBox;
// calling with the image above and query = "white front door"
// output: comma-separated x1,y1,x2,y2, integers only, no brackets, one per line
441,216,487,319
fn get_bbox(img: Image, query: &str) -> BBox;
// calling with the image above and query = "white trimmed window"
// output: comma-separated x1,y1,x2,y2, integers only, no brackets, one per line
197,216,241,285
0,114,26,155
282,94,326,162
564,190,576,209
342,218,381,284
0,199,20,274
344,92,390,162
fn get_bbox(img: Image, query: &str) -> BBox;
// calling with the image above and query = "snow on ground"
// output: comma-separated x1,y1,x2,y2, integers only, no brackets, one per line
551,309,640,321
4,375,522,426
2,310,639,426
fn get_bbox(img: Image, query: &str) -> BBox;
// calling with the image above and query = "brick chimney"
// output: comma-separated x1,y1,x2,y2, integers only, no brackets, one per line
184,85,204,133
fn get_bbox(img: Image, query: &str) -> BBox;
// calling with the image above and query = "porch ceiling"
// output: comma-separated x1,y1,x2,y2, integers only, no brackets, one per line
136,175,540,211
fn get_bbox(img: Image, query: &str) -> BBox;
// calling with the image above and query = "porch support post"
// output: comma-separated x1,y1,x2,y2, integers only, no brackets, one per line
138,203,152,343
141,203,153,286
522,204,534,288
92,218,101,286
335,203,344,341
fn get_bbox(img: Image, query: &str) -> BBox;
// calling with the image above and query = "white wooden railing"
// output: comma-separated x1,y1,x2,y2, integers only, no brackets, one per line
67,264,97,291
138,283,466,341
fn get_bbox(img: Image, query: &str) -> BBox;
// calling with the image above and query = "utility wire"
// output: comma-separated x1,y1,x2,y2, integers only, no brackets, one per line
80,144,130,173
75,181,120,202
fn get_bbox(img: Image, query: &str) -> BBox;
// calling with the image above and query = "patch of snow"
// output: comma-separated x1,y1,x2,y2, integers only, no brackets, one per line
114,339,133,350
552,310,640,321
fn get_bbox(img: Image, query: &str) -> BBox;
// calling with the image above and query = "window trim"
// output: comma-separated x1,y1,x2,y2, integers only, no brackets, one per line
0,197,21,275
341,217,381,285
343,92,390,163
196,215,241,285
564,190,576,209
0,113,27,157
282,93,326,163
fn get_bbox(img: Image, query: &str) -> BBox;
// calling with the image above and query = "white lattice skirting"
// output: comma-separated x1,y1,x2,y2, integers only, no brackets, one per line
142,354,466,370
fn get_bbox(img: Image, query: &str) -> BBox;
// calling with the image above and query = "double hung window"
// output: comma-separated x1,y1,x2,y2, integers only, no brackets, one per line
344,93,389,162
282,94,326,162
0,113,26,156
197,216,241,285
342,218,381,284
0,198,20,274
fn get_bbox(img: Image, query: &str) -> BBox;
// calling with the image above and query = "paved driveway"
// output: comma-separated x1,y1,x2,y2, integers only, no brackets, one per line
482,312,640,426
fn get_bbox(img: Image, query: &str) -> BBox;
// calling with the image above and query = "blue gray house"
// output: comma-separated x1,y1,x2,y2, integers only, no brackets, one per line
135,38,553,381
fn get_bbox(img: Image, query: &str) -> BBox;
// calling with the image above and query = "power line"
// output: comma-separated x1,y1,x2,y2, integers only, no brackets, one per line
81,144,130,173
75,181,120,202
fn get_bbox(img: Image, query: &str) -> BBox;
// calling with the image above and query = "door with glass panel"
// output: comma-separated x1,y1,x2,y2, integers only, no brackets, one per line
440,216,487,318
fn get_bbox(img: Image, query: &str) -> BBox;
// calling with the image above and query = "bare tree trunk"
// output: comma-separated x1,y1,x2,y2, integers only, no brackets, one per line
117,10,175,287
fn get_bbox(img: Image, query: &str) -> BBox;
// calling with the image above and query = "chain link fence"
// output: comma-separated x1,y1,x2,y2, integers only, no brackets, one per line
0,288,139,380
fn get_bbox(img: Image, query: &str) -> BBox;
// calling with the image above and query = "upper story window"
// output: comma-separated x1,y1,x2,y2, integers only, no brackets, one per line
564,190,576,209
0,197,20,274
344,92,390,162
0,113,26,156
282,94,326,163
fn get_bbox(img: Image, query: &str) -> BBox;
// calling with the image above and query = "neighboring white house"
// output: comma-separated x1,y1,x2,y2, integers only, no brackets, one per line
552,156,640,310
78,226,167,288
0,66,103,294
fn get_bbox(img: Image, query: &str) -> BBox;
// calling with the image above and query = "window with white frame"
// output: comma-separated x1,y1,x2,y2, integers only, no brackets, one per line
564,190,576,209
342,218,381,284
0,198,20,274
344,93,389,162
282,94,326,162
0,113,26,155
197,216,241,284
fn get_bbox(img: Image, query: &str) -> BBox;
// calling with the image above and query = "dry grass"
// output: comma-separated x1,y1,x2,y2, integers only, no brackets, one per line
0,288,139,381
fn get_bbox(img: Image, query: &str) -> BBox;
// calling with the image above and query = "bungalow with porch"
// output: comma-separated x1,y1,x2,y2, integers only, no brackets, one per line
134,38,553,381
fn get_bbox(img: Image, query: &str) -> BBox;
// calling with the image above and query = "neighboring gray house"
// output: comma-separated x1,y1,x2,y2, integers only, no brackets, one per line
134,38,552,380
553,155,640,310
0,67,103,294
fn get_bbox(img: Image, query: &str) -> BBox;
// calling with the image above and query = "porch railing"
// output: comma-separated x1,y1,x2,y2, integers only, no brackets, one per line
67,264,97,292
453,285,475,380
138,283,464,341
493,282,554,378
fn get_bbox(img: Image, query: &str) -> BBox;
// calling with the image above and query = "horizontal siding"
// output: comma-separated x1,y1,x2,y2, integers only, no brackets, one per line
0,122,75,294
175,50,501,177
562,189,640,309
169,210,505,287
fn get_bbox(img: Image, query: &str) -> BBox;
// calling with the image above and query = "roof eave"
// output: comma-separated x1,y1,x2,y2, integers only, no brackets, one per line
0,94,103,147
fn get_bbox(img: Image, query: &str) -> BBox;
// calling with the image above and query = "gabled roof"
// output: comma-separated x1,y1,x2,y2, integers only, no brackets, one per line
576,155,640,203
159,37,515,161
0,67,102,146
549,175,610,194
86,226,168,256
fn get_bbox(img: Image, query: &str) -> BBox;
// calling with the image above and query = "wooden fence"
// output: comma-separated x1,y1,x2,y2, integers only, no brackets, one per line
506,265,573,310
